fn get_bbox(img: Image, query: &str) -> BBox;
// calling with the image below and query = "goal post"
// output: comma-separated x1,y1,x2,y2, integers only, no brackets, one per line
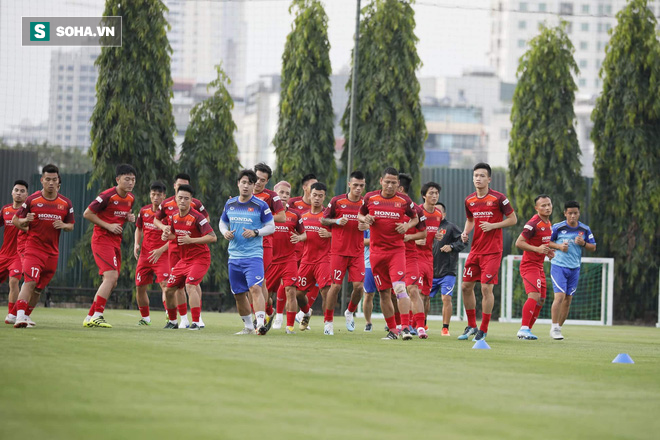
500,255,614,326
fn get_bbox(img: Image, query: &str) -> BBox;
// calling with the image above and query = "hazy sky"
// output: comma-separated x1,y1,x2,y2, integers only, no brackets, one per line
0,0,491,132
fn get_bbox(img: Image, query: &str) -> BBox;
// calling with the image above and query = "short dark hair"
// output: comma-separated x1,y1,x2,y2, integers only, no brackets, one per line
14,179,28,190
398,173,412,193
349,170,365,181
382,167,398,178
174,173,191,182
176,184,194,196
42,164,60,176
150,181,166,193
564,200,580,210
254,162,272,180
301,173,317,187
116,164,137,178
421,181,441,199
473,162,492,177
534,194,551,204
437,202,446,212
237,169,258,184
310,182,327,193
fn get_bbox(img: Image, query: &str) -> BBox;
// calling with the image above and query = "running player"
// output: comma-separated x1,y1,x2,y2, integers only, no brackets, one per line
83,164,136,328
154,173,209,327
320,171,366,334
133,181,170,326
429,203,466,336
415,182,444,335
13,164,74,328
162,184,217,330
460,162,517,342
291,182,333,333
397,173,428,338
516,195,557,340
549,201,596,340
220,170,275,335
362,229,376,332
358,167,419,341
252,163,286,326
268,180,303,333
2,180,29,325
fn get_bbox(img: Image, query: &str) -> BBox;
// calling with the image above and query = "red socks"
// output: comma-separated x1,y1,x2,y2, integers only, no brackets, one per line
466,309,477,328
300,303,310,314
529,303,543,329
480,313,491,333
191,307,201,323
394,312,401,326
324,309,334,323
306,288,319,307
167,308,177,321
521,298,537,327
88,301,96,316
139,306,150,318
401,312,410,328
265,303,274,316
347,300,359,313
286,311,296,327
413,313,425,329
16,299,27,312
8,302,15,314
276,285,286,314
177,303,187,317
385,315,397,332
95,296,107,314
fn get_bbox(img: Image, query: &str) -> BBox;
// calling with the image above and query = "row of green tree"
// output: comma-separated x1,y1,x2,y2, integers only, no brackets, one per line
507,0,659,320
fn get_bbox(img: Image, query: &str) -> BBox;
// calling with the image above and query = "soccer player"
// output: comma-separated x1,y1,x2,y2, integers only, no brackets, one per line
549,201,596,340
397,173,428,338
82,164,136,328
429,202,466,336
154,173,209,328
358,167,419,341
13,164,74,328
133,181,170,326
268,180,303,333
220,169,275,335
320,171,366,334
291,182,333,333
2,180,29,325
252,163,286,325
162,184,217,330
415,182,445,336
460,162,517,342
515,195,557,340
362,229,376,332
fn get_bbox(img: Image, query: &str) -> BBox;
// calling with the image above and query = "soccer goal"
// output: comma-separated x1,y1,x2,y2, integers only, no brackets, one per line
356,253,469,322
500,255,614,326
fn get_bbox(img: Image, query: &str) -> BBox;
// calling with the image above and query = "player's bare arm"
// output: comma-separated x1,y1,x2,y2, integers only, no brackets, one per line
479,212,518,232
575,234,597,252
13,213,34,228
461,218,475,242
318,228,332,238
148,243,169,264
134,227,143,259
153,217,168,232
52,219,74,231
358,213,375,226
84,208,122,234
161,226,174,241
516,234,551,255
407,229,426,243
272,211,286,223
395,216,417,235
178,230,217,245
126,212,136,223
290,231,307,243
320,216,348,227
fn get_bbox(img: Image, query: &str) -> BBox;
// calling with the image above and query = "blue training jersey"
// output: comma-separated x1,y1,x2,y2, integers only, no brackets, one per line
364,229,371,268
550,221,596,269
220,195,273,260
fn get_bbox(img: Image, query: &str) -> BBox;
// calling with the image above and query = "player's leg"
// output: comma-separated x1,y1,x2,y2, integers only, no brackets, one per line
262,247,274,323
559,267,579,328
529,277,547,330
342,256,365,332
163,283,179,329
229,260,256,334
185,284,203,329
14,280,37,328
284,285,298,333
296,264,316,331
473,253,502,341
559,295,573,326
459,253,480,339
518,268,542,340
136,285,151,325
265,263,283,329
16,252,55,327
274,283,286,329
5,276,20,324
233,291,255,334
550,265,570,339
244,257,267,334
175,288,189,328
325,255,347,331
415,259,434,338
440,276,456,335
362,267,376,331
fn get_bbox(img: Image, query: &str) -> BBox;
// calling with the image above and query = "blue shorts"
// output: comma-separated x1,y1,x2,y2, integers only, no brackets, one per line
229,257,265,295
363,268,377,294
429,275,456,298
551,265,580,296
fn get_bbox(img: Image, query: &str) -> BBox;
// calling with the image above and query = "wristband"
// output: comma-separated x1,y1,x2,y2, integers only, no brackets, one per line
335,219,341,225
253,229,259,236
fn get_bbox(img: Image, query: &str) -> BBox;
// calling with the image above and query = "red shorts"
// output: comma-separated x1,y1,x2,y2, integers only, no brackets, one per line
370,252,406,291
266,260,298,292
463,252,502,284
135,253,170,286
0,254,22,282
263,246,273,271
168,244,180,270
330,254,365,284
166,258,210,288
22,249,58,290
405,255,421,286
92,241,121,275
297,262,331,291
520,264,547,298
417,258,434,296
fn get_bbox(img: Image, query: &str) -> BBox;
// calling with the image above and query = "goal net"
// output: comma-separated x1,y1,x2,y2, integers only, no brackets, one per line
356,253,469,322
500,255,614,326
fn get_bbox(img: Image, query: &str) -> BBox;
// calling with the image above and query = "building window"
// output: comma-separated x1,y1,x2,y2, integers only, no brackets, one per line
579,59,587,68
595,78,601,87
559,2,574,15
580,41,588,50
57,135,62,141
518,39,526,48
565,22,573,34
582,4,589,13
605,4,612,14
65,116,71,121
65,125,71,130
66,105,72,111
65,135,71,141
578,79,586,87
59,66,64,71
596,59,602,68
67,65,74,71
581,23,589,31
518,20,527,29
597,23,603,32
519,2,528,12
57,125,62,130
605,23,612,31
539,3,547,12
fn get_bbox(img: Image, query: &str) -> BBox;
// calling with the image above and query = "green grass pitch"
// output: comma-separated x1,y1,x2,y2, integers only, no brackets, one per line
2,308,659,440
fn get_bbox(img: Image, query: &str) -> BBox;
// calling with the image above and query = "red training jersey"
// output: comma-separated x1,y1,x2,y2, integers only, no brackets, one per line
418,205,444,260
156,195,209,252
254,188,285,249
404,204,426,261
87,187,135,248
171,208,213,262
16,191,75,255
136,204,166,254
289,196,312,216
465,189,514,255
17,229,27,254
360,191,417,255
300,210,331,264
272,209,303,263
520,214,552,268
1,204,20,258
325,194,364,257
